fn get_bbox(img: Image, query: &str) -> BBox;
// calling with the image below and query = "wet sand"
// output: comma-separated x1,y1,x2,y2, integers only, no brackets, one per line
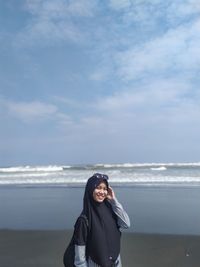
0,230,199,267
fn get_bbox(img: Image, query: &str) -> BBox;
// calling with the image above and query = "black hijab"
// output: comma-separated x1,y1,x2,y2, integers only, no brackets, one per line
82,174,121,267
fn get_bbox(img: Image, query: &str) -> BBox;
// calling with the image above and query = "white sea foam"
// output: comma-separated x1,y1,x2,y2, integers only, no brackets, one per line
1,163,200,186
0,165,69,173
94,162,200,168
151,166,167,171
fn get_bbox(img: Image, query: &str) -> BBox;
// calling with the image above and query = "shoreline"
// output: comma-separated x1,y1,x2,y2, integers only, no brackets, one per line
1,186,200,235
1,183,200,188
1,230,200,267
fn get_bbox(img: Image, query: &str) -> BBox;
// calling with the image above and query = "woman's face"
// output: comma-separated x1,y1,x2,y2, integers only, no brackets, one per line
93,181,108,203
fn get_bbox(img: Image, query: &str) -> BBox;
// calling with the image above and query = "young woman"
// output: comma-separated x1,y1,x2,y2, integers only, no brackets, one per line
74,173,130,267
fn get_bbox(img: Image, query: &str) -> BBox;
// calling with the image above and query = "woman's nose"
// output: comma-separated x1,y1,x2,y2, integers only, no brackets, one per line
99,189,104,194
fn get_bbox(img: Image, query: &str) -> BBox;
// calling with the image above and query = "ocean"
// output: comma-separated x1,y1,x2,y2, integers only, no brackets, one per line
1,162,200,187
1,163,200,235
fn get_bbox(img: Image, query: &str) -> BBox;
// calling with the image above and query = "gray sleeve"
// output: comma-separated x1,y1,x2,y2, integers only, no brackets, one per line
74,245,88,267
109,197,131,229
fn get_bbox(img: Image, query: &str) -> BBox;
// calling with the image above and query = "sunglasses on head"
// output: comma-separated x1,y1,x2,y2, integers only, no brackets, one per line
93,173,109,180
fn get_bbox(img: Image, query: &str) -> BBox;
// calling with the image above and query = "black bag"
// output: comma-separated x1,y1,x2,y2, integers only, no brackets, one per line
63,215,88,267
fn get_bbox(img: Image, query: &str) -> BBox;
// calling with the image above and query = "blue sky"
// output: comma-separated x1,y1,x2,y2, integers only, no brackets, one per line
1,0,200,166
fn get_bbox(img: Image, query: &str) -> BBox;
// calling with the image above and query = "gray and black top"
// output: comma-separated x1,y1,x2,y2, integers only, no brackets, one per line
74,175,130,267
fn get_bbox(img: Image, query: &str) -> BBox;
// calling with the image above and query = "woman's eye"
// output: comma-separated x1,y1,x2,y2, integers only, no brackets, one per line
97,187,107,191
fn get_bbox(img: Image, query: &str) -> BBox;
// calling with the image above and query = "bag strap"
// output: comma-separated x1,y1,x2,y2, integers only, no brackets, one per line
79,214,89,228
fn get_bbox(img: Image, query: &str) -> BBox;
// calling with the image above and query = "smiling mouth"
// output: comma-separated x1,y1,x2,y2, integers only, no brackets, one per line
96,194,105,199
97,194,105,197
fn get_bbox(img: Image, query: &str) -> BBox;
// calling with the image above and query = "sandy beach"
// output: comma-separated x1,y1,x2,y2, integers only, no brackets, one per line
0,230,199,267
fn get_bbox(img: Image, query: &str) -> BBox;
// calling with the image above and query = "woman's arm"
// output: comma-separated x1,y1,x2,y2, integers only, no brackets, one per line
74,245,88,267
107,187,131,229
74,216,88,267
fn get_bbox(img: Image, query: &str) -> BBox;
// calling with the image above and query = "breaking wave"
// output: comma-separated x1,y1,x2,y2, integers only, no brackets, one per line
1,163,200,187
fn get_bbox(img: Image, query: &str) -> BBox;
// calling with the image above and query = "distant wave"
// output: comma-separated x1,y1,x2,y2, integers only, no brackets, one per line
151,166,167,171
94,162,200,168
1,175,200,187
0,165,70,173
1,162,200,173
95,163,136,168
1,163,200,187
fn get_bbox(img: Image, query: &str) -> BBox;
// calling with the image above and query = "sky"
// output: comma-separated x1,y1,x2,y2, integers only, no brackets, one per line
1,0,200,166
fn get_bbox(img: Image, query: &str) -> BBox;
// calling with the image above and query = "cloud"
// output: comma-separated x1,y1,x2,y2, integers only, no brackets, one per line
2,1,200,165
167,0,200,23
108,0,131,10
2,76,196,133
5,100,58,122
25,0,97,18
15,0,98,46
75,74,200,143
0,96,76,130
108,0,200,25
115,18,200,82
63,0,200,87
89,69,109,81
95,80,189,113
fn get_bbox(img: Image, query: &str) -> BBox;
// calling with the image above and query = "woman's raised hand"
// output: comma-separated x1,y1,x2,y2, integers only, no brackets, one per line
107,186,115,200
